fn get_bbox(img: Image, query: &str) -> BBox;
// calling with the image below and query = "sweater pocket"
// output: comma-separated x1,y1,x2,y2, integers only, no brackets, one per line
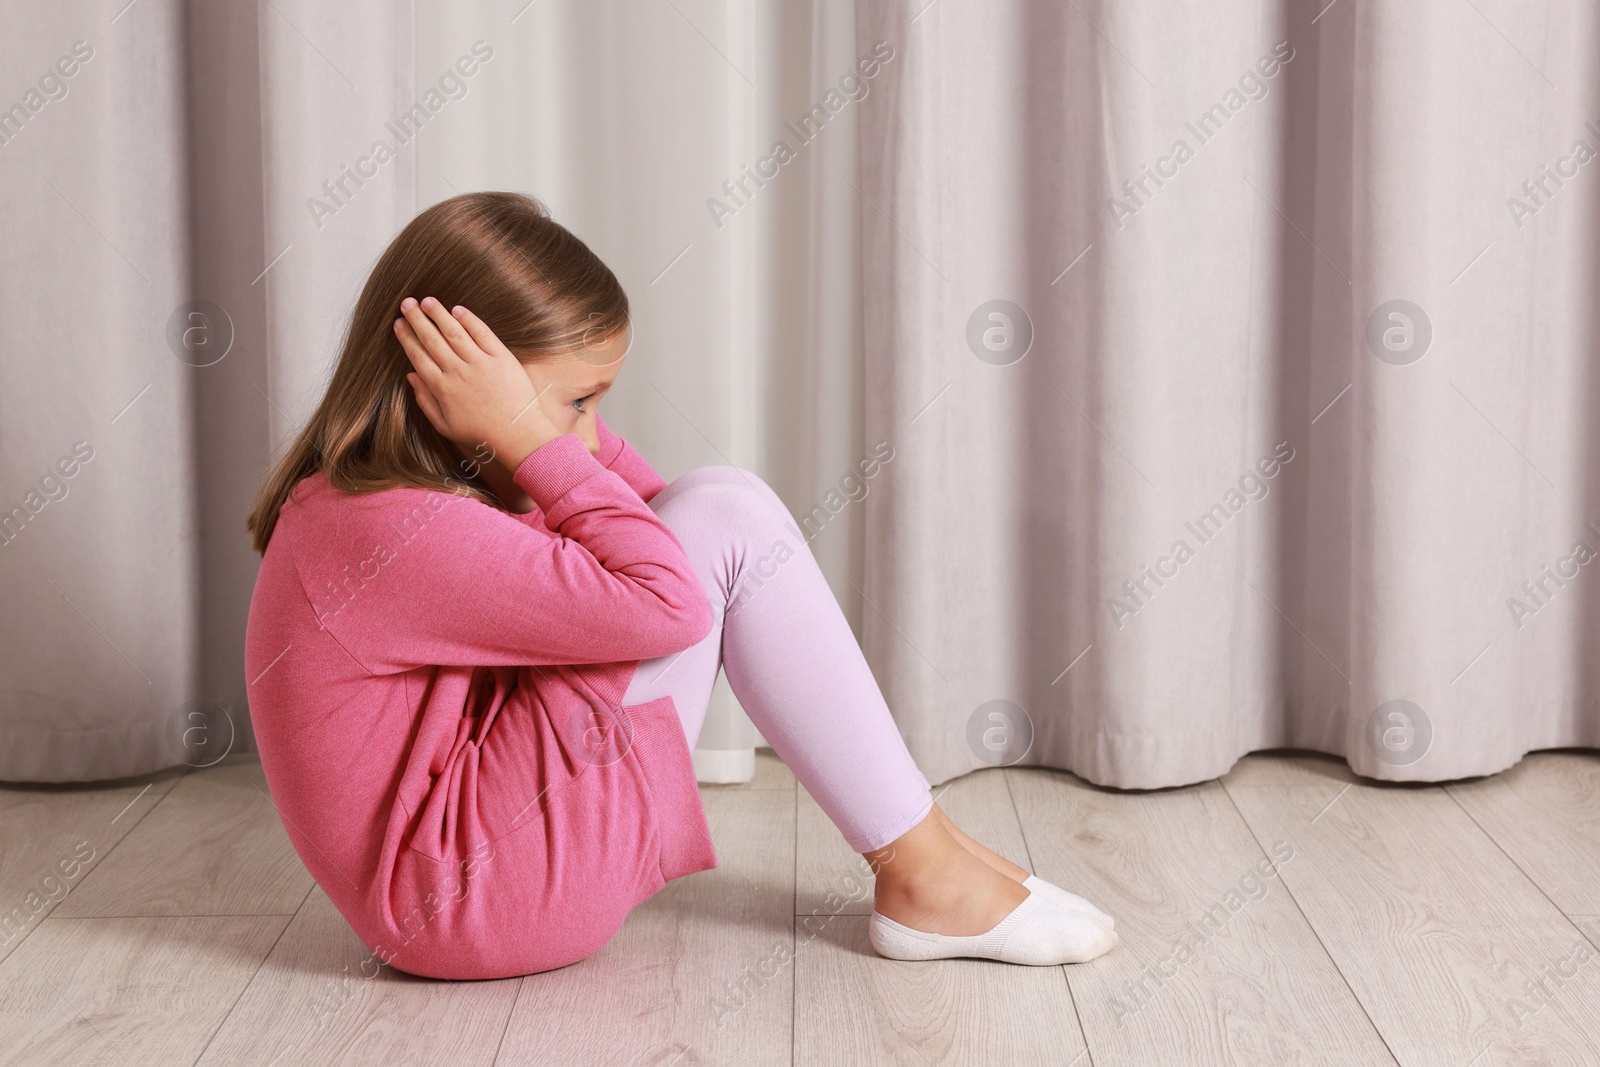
619,694,718,883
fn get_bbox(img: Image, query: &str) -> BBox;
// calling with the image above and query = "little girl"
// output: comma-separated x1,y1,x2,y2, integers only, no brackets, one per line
243,191,1116,979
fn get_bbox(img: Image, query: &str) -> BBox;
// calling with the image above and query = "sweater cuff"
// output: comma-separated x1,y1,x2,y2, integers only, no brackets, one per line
593,413,625,469
510,434,604,511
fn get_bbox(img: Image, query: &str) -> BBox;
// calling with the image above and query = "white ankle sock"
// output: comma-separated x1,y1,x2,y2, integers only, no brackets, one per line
869,887,1119,966
1022,875,1115,929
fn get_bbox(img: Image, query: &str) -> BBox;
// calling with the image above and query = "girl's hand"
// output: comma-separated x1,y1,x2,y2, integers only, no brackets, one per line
394,297,560,470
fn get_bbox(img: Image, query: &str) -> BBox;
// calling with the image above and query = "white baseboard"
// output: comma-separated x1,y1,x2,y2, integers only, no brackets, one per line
693,746,756,784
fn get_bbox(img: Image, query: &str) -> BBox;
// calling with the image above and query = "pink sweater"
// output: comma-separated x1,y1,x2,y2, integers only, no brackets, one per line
243,416,717,979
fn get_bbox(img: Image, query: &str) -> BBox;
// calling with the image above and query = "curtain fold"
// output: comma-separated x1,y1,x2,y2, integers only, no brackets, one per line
856,0,1600,787
0,0,416,781
1,0,860,783
0,4,197,780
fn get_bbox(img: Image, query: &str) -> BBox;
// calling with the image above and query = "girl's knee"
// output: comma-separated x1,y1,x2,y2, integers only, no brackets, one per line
656,466,790,528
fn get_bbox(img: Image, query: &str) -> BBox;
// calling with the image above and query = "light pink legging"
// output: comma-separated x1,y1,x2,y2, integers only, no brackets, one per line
619,466,933,853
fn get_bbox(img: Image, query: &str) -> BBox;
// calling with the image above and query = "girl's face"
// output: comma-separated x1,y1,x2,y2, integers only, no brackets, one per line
529,325,630,441
459,322,630,511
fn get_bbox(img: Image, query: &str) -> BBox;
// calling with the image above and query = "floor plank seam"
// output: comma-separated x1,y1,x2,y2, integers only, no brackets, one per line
1005,768,1098,1067
1216,777,1403,1067
1444,787,1600,956
189,886,309,1067
0,768,189,961
487,976,525,1067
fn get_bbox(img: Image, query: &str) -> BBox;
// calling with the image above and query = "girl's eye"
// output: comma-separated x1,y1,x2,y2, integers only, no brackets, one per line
573,394,595,412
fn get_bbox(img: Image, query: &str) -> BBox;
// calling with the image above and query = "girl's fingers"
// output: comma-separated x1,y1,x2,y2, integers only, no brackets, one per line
394,318,444,381
406,372,446,430
450,305,516,361
418,297,483,362
400,298,466,370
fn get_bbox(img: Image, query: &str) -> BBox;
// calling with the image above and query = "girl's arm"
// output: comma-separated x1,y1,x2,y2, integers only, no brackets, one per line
325,299,711,672
307,433,713,674
592,412,668,503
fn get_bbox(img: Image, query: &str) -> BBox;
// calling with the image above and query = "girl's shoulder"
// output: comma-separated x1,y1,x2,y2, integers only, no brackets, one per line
266,473,504,608
274,472,499,554
284,471,480,518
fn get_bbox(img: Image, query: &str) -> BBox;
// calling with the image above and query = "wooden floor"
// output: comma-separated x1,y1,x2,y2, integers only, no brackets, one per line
2,749,1599,1066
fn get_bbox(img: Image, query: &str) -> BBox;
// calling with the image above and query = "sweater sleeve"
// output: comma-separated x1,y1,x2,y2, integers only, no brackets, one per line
593,412,669,503
309,433,714,674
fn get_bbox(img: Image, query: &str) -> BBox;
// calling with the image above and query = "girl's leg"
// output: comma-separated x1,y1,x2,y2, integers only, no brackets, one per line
620,465,931,852
620,467,1117,962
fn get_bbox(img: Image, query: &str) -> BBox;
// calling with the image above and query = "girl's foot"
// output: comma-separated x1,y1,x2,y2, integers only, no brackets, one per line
871,834,1029,937
869,884,1118,966
929,804,1030,881
864,804,1118,965
929,802,1115,929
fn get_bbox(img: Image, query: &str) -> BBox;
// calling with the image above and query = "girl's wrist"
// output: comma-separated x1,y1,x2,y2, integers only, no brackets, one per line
493,425,562,474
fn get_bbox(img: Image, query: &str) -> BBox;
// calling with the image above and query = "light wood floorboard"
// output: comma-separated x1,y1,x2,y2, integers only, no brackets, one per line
1445,752,1600,916
1224,755,1600,1066
793,914,1089,1066
196,886,518,1067
0,914,288,1066
52,756,312,919
0,768,183,965
4,750,1600,1065
496,787,796,1067
1010,767,1395,1065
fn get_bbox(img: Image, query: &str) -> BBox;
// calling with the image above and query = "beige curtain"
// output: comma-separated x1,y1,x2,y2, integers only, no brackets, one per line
11,0,1594,791
0,0,416,781
0,5,201,781
856,0,1600,787
0,0,861,782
